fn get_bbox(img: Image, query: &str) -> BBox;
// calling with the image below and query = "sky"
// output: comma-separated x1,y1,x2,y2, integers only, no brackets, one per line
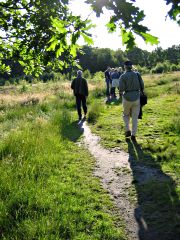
69,0,180,52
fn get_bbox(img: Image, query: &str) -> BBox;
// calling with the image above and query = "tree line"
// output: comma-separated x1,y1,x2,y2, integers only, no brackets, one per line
78,45,180,74
0,44,179,85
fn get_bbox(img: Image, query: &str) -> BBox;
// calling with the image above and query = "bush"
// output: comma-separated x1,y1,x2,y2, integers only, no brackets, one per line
136,65,150,74
91,71,104,82
40,72,55,82
4,81,10,86
151,63,165,74
88,101,103,123
170,64,178,72
83,69,92,79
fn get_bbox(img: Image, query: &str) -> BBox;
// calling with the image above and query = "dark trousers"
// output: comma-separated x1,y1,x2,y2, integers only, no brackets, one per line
75,94,87,119
138,106,143,119
105,79,111,97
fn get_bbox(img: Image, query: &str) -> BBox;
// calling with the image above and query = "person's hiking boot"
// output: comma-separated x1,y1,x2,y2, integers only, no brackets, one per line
125,131,131,138
131,135,136,141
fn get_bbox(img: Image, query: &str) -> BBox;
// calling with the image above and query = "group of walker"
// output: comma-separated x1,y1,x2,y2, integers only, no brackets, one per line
71,60,145,141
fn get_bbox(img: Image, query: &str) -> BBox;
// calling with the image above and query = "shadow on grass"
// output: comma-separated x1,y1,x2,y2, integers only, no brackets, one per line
60,119,85,142
105,97,122,106
126,138,180,240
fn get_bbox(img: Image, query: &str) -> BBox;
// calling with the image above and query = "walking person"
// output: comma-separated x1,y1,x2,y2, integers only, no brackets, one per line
119,60,144,141
104,66,112,102
71,70,88,121
111,68,120,99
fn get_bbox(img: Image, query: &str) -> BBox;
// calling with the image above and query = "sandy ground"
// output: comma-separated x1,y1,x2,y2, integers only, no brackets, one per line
78,120,178,240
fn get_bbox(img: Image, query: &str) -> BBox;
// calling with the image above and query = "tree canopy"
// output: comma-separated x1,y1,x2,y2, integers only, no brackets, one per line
0,0,179,75
0,0,93,75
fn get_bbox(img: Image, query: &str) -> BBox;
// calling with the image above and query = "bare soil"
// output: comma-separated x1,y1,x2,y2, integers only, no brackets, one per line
78,120,179,240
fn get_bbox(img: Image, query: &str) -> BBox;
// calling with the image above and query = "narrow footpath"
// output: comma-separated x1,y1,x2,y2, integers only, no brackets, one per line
78,120,178,240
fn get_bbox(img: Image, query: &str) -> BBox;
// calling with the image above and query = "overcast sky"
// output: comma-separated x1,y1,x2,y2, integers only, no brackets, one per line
69,0,180,51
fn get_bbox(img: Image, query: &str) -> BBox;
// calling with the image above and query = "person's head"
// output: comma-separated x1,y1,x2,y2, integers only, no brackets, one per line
124,60,133,70
77,70,83,77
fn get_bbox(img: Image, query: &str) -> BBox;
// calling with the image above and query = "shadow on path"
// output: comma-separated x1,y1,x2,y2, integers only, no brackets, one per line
60,118,85,142
126,138,180,240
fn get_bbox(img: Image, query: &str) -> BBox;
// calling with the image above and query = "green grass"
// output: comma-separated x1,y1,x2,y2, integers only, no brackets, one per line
87,72,180,237
0,89,126,239
0,72,179,239
88,72,180,172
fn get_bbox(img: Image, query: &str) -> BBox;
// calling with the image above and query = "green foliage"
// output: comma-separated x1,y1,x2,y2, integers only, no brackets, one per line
0,0,94,75
0,0,179,75
20,84,29,93
169,107,180,134
92,71,104,82
78,45,180,74
88,72,180,168
151,62,169,74
88,101,103,123
0,90,126,240
83,69,92,79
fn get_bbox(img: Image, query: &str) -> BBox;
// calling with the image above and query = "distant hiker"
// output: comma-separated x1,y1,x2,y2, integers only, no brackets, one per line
111,68,121,99
71,70,88,121
104,66,112,102
119,60,144,141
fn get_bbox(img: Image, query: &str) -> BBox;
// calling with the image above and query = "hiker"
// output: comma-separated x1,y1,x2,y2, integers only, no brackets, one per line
104,66,112,102
119,60,144,141
111,68,120,99
71,70,88,121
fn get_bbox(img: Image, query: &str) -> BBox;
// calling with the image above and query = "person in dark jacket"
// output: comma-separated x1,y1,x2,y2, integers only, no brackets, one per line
71,70,88,121
104,66,112,102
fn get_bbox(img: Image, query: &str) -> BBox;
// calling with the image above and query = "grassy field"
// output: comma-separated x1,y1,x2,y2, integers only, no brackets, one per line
88,72,180,174
0,71,179,239
87,71,180,236
0,82,126,239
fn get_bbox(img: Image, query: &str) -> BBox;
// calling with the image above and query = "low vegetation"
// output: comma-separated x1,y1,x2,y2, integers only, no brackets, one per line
0,71,179,239
0,83,126,239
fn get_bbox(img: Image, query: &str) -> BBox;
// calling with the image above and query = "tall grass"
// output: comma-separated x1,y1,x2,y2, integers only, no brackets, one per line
0,93,126,239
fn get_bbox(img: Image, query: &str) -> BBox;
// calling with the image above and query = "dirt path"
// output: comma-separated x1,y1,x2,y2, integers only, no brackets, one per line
78,120,178,240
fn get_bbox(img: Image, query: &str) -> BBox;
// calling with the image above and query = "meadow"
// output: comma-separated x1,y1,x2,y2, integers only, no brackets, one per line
0,71,180,239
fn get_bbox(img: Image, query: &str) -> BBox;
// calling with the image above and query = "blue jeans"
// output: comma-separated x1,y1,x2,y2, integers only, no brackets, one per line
75,94,87,119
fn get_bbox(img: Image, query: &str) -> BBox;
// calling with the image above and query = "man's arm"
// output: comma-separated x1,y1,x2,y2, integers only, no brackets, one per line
137,73,144,92
119,75,125,95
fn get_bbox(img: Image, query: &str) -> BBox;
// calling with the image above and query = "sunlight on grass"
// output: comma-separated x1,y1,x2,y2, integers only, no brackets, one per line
0,90,126,239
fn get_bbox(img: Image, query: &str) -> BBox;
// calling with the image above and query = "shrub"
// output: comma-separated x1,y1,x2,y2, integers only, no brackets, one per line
20,84,29,93
88,101,103,123
151,63,165,74
4,80,10,86
170,64,178,72
40,72,54,82
136,65,150,74
91,71,104,82
83,69,92,79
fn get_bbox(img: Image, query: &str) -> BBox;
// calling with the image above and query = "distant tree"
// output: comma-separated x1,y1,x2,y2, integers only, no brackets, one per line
126,47,150,67
114,49,126,66
78,46,117,73
164,45,180,64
